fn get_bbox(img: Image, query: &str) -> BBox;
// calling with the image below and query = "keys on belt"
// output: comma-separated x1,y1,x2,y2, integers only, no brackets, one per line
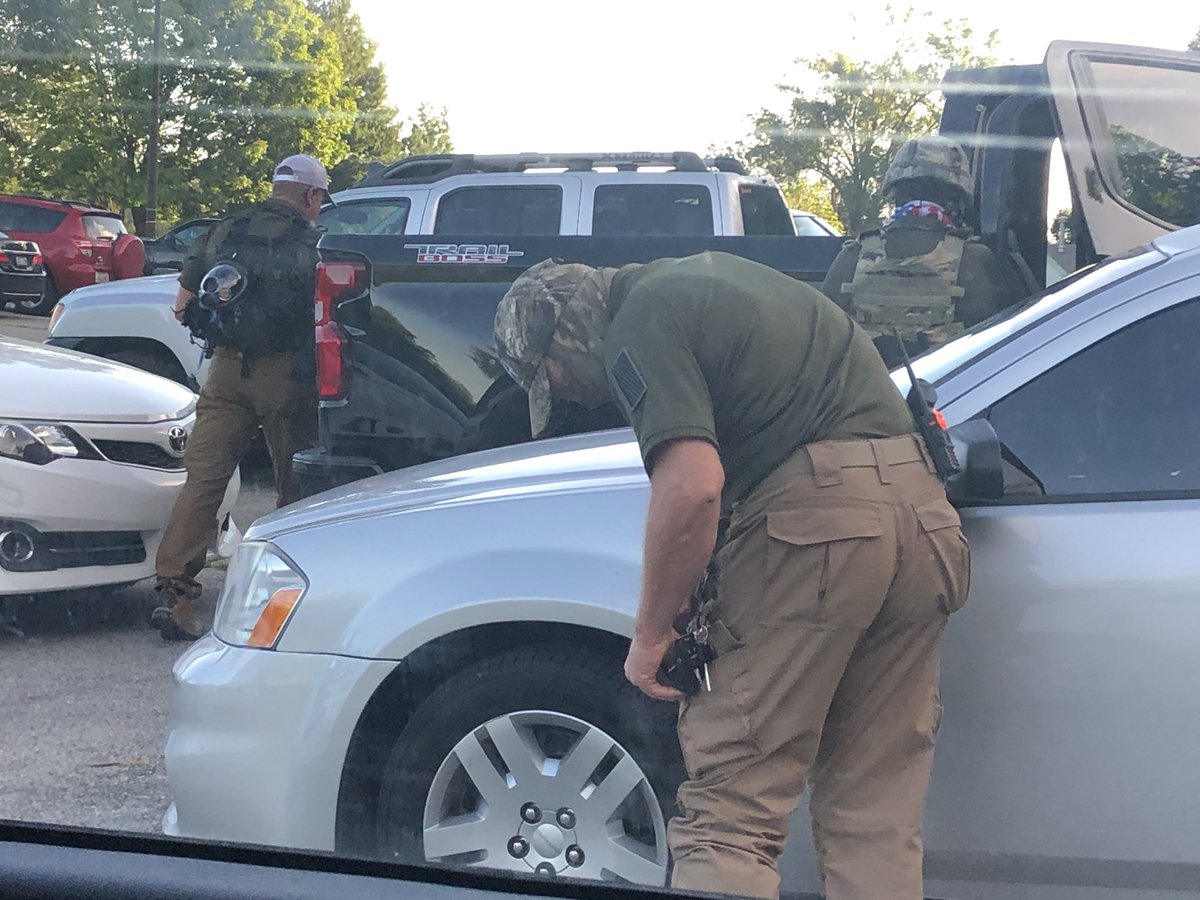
657,624,717,696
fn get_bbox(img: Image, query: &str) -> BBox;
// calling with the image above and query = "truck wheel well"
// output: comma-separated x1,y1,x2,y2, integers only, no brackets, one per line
75,338,189,386
333,620,630,857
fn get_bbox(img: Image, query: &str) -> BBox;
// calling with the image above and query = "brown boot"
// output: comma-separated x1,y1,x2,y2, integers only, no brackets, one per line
150,577,204,642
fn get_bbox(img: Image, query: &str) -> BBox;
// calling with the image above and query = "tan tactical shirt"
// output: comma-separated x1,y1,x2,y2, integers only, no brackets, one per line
604,252,915,510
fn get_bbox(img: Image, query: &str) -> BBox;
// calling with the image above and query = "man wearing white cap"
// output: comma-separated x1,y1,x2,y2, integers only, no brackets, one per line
152,153,330,641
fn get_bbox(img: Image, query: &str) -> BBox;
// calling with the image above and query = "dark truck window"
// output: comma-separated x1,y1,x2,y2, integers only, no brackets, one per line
1084,58,1200,228
988,298,1200,498
434,186,562,235
739,183,795,235
0,201,66,233
320,198,411,235
591,184,713,236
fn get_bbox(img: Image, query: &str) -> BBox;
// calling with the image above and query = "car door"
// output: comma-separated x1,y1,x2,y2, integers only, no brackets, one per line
922,268,1200,897
1045,41,1200,258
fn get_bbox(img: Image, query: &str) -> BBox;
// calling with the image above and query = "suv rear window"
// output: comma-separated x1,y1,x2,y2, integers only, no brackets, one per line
0,201,66,233
739,183,795,235
592,184,714,236
434,186,562,235
82,215,127,239
319,199,411,235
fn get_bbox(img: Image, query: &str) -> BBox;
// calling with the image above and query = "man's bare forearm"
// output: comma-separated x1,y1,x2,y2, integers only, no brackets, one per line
636,439,724,642
173,286,195,322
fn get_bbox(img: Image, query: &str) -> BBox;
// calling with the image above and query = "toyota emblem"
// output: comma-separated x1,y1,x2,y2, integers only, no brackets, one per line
168,426,189,456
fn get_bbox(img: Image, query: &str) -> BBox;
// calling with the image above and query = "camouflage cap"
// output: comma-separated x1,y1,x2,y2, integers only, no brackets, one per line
494,259,613,437
882,135,973,198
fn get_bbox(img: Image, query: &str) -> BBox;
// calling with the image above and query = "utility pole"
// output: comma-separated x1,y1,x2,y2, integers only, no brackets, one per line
145,0,163,238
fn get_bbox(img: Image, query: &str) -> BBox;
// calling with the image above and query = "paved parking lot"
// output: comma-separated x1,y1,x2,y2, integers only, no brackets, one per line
1,310,276,834
0,308,52,343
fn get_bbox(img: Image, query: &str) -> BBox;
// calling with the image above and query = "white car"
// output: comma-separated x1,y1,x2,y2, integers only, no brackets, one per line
790,208,840,236
0,336,238,596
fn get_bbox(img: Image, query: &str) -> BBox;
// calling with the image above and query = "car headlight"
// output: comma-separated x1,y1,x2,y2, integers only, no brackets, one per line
213,542,307,649
0,420,90,464
48,302,65,333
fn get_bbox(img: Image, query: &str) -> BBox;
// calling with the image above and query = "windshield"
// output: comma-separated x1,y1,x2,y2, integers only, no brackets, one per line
5,5,1200,900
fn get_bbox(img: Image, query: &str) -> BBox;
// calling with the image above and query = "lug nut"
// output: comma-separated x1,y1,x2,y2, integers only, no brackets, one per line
535,863,557,877
507,836,529,859
556,808,576,830
565,845,585,868
520,802,542,824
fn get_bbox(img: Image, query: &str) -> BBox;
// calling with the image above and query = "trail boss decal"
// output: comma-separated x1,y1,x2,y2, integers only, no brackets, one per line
404,243,526,265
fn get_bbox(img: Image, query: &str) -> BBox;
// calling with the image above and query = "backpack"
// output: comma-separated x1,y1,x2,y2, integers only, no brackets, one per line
187,204,319,358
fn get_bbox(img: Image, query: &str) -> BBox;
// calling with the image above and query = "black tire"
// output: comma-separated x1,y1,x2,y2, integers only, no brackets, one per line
16,272,58,317
374,644,685,884
104,348,185,384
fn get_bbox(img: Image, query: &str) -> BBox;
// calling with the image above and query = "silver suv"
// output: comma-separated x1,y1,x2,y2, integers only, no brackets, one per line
321,151,796,238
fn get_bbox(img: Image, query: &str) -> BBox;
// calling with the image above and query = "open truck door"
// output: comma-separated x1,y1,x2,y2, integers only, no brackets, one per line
941,42,1200,293
1045,41,1200,258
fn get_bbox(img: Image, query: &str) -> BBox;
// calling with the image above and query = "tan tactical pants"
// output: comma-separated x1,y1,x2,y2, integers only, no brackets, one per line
155,349,317,580
669,434,970,900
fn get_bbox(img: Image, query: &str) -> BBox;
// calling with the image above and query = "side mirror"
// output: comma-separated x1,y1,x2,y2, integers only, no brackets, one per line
945,418,1004,504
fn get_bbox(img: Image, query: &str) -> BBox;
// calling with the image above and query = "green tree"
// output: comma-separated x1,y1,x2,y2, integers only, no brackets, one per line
780,177,842,232
316,0,402,191
398,103,454,157
1189,27,1200,51
745,7,998,235
0,0,450,226
0,0,354,225
165,0,356,220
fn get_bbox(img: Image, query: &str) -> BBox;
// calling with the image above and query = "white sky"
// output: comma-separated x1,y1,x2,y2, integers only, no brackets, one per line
350,0,1189,154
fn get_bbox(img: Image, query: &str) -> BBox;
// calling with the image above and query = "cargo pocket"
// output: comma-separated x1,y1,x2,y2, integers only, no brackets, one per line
762,503,888,629
913,496,971,615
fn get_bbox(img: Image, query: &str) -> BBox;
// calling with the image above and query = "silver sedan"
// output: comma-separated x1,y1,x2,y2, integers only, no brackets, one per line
166,225,1200,899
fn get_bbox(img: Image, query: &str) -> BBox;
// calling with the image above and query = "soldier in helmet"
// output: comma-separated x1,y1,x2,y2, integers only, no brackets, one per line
494,253,969,899
151,154,328,641
822,135,1024,368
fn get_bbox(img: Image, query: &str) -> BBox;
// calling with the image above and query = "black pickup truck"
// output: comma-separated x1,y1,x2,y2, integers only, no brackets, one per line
294,38,1200,497
294,235,844,496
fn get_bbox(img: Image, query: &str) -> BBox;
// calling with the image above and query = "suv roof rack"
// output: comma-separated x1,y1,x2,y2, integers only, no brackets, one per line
354,152,750,187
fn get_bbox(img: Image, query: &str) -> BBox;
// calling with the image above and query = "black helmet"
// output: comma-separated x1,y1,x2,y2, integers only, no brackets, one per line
198,262,249,311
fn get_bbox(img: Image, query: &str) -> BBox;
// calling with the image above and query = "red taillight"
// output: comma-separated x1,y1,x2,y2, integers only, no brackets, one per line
315,260,366,325
0,252,8,264
313,258,367,402
32,254,42,266
316,322,350,401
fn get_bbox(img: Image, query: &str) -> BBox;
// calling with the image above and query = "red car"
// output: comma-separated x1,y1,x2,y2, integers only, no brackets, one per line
0,194,145,315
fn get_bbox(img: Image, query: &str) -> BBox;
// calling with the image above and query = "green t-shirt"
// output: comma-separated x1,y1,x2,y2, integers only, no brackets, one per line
604,251,915,510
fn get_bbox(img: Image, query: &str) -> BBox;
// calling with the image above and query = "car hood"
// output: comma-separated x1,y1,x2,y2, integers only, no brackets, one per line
249,428,648,539
57,272,179,307
1,336,196,423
